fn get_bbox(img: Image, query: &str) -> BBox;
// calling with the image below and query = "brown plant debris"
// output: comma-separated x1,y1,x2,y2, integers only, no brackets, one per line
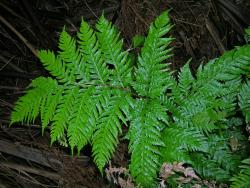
105,163,135,188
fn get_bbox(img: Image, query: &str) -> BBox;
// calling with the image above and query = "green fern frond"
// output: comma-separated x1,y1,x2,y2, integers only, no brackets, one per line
38,50,74,83
128,99,165,187
192,153,231,181
162,126,207,152
40,83,62,134
197,45,250,84
126,12,174,186
207,135,241,172
92,90,129,171
59,29,79,63
161,145,191,164
58,29,87,81
133,11,174,98
51,87,79,144
230,158,250,188
239,81,250,123
67,87,96,152
161,125,207,165
78,19,110,83
177,61,194,99
96,15,132,87
10,10,250,188
11,77,59,124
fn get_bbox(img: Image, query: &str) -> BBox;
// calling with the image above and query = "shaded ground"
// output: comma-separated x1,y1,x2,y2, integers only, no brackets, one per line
0,0,250,187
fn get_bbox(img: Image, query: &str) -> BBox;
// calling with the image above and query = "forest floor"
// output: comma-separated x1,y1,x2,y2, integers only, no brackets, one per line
0,0,250,187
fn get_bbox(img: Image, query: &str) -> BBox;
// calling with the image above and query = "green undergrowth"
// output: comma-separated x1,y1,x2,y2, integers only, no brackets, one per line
11,11,250,187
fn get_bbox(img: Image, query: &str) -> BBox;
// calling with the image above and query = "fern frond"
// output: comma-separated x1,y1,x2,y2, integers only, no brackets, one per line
67,87,96,153
96,15,132,87
177,61,194,99
40,83,62,134
128,99,165,187
78,19,110,83
207,135,241,172
192,153,231,181
161,125,207,166
11,77,59,125
133,11,174,98
58,29,87,81
162,126,207,153
239,81,250,123
38,50,73,83
230,158,250,188
51,87,79,144
59,29,80,63
92,89,130,171
197,45,250,85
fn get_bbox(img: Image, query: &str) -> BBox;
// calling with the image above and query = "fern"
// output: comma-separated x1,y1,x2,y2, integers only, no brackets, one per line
11,15,132,174
10,11,250,187
127,11,173,186
128,99,166,186
239,81,250,123
230,158,250,188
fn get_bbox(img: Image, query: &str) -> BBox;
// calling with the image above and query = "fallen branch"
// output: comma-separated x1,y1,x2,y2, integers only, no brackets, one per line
0,140,89,170
1,161,60,180
0,16,38,57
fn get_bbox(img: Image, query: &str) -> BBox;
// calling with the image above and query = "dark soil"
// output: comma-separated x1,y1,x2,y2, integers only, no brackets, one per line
0,0,250,187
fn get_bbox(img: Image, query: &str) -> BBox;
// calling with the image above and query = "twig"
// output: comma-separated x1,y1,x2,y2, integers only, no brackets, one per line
0,140,62,170
0,99,13,108
84,0,98,19
219,5,244,35
171,18,201,27
179,30,196,61
205,17,226,54
0,55,25,73
217,0,250,25
0,16,38,57
0,2,25,20
0,86,23,90
0,140,89,170
0,26,25,55
128,4,149,27
1,162,61,180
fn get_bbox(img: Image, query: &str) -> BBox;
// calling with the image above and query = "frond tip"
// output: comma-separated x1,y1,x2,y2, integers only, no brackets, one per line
133,11,174,98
